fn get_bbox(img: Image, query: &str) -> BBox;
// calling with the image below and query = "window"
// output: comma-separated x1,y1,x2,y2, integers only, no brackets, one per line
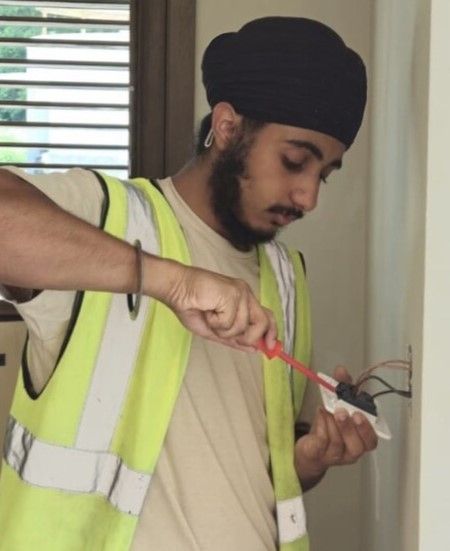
0,0,196,319
0,0,131,176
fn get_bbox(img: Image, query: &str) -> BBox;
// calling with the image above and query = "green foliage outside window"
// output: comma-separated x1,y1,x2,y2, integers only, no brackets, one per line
0,7,42,162
0,6,120,163
0,6,42,122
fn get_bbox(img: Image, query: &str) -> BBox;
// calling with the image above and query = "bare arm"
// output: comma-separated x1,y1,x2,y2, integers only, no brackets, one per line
0,168,162,296
0,168,276,348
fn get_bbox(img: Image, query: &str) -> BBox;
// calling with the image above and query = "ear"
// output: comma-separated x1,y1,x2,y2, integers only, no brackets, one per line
210,102,242,151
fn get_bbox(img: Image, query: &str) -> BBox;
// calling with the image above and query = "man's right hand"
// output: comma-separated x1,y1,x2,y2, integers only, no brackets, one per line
149,259,277,351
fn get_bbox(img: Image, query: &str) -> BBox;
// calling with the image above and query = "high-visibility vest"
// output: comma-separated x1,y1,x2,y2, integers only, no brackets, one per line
0,173,311,551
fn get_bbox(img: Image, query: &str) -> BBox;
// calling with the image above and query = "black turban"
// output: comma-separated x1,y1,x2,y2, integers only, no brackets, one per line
202,17,367,149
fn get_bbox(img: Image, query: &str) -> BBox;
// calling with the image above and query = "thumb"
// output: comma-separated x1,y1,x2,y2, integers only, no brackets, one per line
333,365,353,384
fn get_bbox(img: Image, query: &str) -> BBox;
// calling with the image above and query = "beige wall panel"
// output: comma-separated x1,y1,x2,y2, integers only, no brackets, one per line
0,321,27,459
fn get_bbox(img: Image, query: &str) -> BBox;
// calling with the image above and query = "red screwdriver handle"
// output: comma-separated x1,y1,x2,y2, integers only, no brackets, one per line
257,339,336,393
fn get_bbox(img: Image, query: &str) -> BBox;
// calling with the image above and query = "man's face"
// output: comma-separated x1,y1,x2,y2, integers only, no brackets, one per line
208,122,346,251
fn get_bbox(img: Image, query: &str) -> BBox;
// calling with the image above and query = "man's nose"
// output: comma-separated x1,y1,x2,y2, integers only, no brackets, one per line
290,180,320,212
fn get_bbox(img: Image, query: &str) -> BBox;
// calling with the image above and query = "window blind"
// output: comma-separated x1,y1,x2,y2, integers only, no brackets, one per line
0,0,131,176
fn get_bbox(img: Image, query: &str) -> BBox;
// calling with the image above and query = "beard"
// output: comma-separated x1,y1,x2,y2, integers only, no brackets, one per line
208,140,303,252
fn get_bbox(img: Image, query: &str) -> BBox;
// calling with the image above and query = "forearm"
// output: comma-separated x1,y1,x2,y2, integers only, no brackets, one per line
0,168,180,298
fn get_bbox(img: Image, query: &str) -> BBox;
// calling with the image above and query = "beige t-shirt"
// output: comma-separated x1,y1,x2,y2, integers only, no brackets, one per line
4,168,315,550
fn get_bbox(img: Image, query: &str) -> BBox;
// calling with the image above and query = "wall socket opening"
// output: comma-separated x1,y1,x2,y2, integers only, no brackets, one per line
407,345,413,397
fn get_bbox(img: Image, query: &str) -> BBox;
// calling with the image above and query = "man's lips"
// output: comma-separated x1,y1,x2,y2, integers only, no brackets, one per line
271,212,299,226
268,207,303,227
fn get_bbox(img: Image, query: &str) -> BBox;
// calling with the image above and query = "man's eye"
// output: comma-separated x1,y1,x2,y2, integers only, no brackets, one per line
282,156,306,172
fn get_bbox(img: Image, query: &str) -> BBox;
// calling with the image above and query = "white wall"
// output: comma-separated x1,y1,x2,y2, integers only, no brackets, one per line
419,1,450,548
362,1,431,550
196,3,372,550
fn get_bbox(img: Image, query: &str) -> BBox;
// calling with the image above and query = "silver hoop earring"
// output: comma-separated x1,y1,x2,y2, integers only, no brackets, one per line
204,128,214,148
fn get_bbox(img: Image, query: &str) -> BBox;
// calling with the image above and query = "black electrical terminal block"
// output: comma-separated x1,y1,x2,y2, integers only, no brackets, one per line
335,382,378,416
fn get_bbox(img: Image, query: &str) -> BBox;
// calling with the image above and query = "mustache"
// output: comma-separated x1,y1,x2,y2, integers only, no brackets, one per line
267,205,304,220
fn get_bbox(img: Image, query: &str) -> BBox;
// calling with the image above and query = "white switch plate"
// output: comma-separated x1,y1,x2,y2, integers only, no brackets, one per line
318,372,392,440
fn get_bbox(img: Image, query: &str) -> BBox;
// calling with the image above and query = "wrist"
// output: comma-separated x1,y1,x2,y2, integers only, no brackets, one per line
141,254,185,303
298,464,327,492
294,443,328,491
295,455,327,480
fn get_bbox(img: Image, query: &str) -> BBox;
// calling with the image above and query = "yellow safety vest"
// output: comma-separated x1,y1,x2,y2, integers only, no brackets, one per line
0,173,311,550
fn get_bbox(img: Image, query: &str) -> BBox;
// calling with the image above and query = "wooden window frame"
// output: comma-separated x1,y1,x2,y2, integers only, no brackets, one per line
0,0,196,321
130,0,195,178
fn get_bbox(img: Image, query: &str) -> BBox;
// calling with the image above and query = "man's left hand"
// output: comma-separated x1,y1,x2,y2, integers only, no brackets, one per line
294,366,378,491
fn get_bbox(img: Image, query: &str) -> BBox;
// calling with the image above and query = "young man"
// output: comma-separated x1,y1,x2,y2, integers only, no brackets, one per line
0,17,376,551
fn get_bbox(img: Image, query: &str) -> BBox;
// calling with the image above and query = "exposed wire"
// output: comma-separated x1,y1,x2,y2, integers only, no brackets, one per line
355,359,411,387
371,389,412,399
357,374,399,393
357,374,412,400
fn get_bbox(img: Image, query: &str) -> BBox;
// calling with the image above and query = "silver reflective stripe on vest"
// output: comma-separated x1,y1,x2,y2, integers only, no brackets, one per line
4,417,150,516
76,182,158,450
264,241,296,354
277,495,307,544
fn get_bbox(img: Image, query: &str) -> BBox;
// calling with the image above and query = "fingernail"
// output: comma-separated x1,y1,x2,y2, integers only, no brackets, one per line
353,413,365,425
335,409,348,422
